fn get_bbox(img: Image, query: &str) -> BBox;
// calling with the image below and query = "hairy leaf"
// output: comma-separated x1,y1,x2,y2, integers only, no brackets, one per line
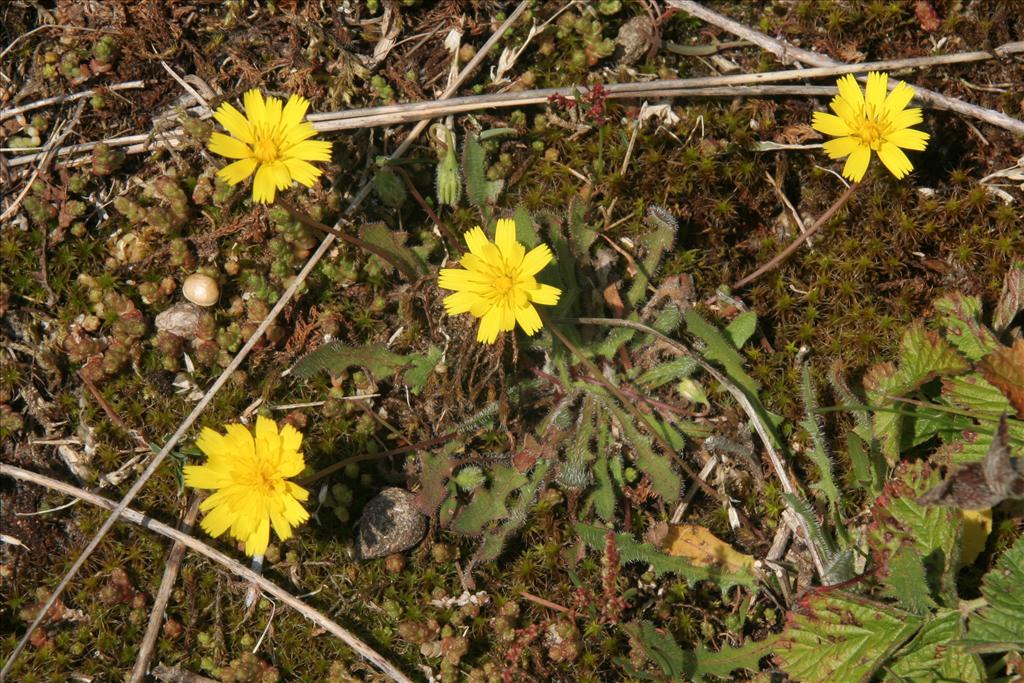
775,591,922,683
575,524,755,592
290,341,411,380
962,535,1024,653
933,293,998,362
683,308,760,396
360,222,429,277
462,132,504,206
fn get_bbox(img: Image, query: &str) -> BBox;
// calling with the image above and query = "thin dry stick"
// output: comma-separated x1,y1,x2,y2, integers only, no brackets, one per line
130,496,201,683
0,80,147,121
666,0,1024,135
0,463,413,683
10,38,1024,170
566,317,829,580
0,3,529,677
729,181,858,293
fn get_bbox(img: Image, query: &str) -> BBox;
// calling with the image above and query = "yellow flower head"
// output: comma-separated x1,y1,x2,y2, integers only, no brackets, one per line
208,89,332,204
184,415,310,557
812,72,930,182
438,218,562,344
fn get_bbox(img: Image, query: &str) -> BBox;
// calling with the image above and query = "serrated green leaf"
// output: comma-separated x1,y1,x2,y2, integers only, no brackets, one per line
453,465,486,492
865,322,970,462
575,524,755,592
635,357,699,389
880,545,937,615
290,341,411,380
683,308,760,396
602,398,681,503
888,609,983,682
415,444,457,516
373,167,407,207
403,346,440,395
869,461,961,605
451,465,528,535
776,591,922,683
962,535,1024,653
724,311,757,349
800,364,840,511
942,375,1014,416
933,293,998,362
622,620,686,678
591,452,617,522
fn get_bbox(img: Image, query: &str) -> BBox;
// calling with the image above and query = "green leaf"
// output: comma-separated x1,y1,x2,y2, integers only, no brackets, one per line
724,311,757,349
462,132,503,206
800,363,840,511
962,535,1024,653
625,206,677,308
683,308,760,396
634,357,698,389
933,293,998,362
403,346,441,395
451,465,528,535
880,544,937,615
372,167,407,208
513,205,541,249
290,342,411,380
602,398,681,504
865,322,969,462
575,523,755,592
776,591,922,683
453,465,486,492
868,461,961,606
359,222,429,277
414,444,457,516
888,609,984,682
622,621,686,678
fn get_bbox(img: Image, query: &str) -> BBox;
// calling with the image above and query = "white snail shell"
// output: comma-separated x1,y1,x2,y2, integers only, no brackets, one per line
182,273,219,307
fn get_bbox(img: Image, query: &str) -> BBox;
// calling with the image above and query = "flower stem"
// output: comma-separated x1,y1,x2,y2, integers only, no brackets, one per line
277,198,421,282
729,180,859,292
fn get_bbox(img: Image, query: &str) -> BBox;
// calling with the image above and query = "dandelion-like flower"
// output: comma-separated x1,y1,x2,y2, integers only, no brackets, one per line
208,89,332,204
184,416,310,557
438,218,562,344
812,72,930,182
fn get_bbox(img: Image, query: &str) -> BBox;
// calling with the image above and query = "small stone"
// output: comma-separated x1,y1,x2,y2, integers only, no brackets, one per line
155,302,203,338
356,487,427,560
615,15,655,66
182,273,219,307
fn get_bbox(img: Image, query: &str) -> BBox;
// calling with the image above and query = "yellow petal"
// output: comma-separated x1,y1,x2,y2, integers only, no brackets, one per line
841,145,872,182
889,107,924,132
829,95,860,129
262,94,284,131
835,74,864,112
283,157,323,187
439,267,492,292
811,112,852,138
822,136,863,160
477,307,502,344
469,298,491,318
520,244,553,277
877,141,913,179
864,71,888,111
253,164,278,203
884,81,915,118
281,94,310,131
499,304,516,332
527,283,561,306
281,121,320,149
444,290,484,314
213,102,253,144
199,501,236,538
244,516,271,557
885,127,929,151
216,157,258,186
224,424,256,460
286,481,310,503
183,464,228,490
243,90,266,126
280,423,303,455
195,427,231,459
269,507,294,542
285,138,332,163
463,227,490,258
494,218,517,260
515,304,543,336
208,132,253,160
959,508,992,567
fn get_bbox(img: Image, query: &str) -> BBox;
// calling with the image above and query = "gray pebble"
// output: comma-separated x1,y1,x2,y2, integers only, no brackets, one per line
356,487,427,560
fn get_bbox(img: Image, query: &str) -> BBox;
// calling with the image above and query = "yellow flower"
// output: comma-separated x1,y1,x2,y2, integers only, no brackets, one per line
438,218,562,344
207,89,332,204
184,415,310,557
812,72,930,182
